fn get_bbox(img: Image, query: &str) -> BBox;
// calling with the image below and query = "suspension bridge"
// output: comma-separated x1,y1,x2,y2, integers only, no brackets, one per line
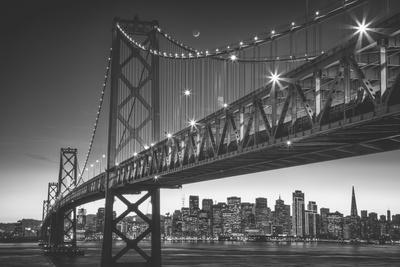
40,0,400,266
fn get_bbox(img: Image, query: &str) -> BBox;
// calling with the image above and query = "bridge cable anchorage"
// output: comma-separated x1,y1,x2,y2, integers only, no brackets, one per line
78,47,113,185
116,0,366,60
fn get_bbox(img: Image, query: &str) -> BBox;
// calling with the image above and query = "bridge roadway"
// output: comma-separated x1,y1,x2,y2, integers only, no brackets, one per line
44,13,400,225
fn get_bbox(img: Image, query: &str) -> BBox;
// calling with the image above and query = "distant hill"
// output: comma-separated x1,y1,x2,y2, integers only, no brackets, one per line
0,219,42,233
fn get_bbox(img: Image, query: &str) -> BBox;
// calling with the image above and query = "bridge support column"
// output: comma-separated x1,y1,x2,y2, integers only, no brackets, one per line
101,187,162,266
49,210,64,247
314,70,321,117
379,38,388,102
151,188,161,267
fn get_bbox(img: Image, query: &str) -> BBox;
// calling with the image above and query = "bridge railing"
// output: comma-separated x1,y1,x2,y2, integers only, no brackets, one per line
44,173,106,222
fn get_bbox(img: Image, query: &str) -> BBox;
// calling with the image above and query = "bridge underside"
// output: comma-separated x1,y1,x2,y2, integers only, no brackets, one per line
127,104,400,188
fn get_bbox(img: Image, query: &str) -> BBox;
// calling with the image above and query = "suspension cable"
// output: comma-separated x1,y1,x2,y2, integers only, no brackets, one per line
78,47,113,184
117,0,366,60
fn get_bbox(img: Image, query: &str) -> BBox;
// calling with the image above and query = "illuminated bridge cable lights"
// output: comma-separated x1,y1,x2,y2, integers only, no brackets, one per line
115,0,365,61
78,47,112,184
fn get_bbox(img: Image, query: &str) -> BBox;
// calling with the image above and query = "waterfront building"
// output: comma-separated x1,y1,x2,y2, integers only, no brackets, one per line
164,213,172,237
96,207,105,232
198,210,211,238
255,197,269,234
327,211,343,239
227,197,241,233
241,202,255,232
308,201,317,214
360,210,368,219
189,195,199,216
304,210,318,238
367,212,380,240
292,190,305,237
77,208,87,230
319,208,330,238
181,207,190,235
360,210,368,239
172,210,182,236
202,199,213,216
273,196,291,236
212,203,226,236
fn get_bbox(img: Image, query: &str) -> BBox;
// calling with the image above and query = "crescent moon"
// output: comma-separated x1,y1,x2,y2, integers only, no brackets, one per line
193,30,200,38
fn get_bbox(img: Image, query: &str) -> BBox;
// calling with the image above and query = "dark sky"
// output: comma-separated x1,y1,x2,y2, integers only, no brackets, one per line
0,0,399,222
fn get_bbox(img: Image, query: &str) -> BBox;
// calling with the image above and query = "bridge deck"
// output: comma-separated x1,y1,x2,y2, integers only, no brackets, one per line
122,104,400,188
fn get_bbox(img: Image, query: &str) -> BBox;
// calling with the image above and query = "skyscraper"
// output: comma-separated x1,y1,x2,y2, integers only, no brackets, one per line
273,196,291,236
307,201,318,214
77,208,87,230
350,186,358,217
227,197,241,233
305,201,318,237
212,202,226,236
96,207,105,232
292,190,305,237
320,208,330,238
202,199,213,214
255,197,269,234
189,195,199,216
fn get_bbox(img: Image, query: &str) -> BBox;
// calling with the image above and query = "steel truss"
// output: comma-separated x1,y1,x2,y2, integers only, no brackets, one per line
107,15,400,188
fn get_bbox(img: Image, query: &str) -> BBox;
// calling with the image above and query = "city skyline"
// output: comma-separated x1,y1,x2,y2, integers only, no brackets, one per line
48,186,399,243
4,182,394,224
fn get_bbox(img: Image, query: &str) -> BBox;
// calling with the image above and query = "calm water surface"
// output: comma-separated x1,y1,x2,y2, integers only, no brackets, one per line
1,241,400,266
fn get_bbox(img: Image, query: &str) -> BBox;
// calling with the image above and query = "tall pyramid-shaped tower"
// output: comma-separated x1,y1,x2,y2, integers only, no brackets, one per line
351,186,358,217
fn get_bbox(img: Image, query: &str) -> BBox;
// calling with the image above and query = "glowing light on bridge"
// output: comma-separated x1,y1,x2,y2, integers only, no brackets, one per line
352,17,375,49
271,30,276,35
355,20,371,35
189,119,197,128
315,11,320,16
286,140,292,146
144,145,149,150
229,54,238,61
184,89,191,96
269,72,281,84
154,175,159,180
166,133,172,138
223,103,228,108
133,152,138,156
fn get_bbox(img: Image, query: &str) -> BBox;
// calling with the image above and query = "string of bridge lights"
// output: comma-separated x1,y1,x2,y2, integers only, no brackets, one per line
78,47,113,182
116,0,362,62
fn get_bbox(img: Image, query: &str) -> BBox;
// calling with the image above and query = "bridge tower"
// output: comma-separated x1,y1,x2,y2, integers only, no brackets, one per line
48,148,78,247
101,16,162,266
42,182,58,243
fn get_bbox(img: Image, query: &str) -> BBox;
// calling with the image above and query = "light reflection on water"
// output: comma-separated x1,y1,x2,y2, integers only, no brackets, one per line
1,241,400,266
